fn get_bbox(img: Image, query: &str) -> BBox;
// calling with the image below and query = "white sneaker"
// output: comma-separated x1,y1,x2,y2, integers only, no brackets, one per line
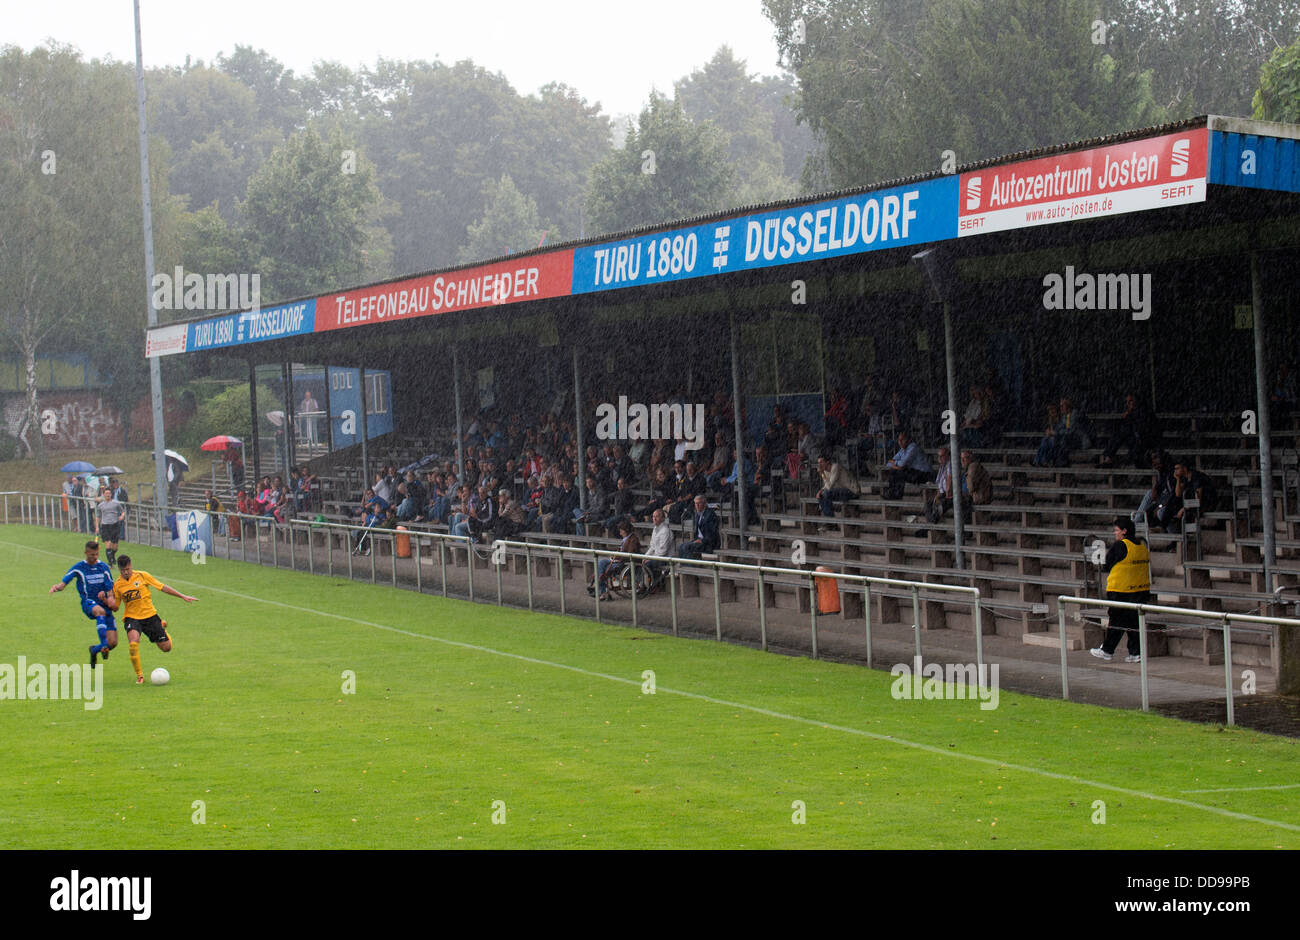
1089,648,1113,661
1124,654,1142,663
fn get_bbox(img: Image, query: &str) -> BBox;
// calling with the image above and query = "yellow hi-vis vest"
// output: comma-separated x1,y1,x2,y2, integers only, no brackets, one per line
1106,538,1151,593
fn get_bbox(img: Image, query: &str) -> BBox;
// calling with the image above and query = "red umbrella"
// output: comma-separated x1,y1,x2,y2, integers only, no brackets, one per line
201,435,243,451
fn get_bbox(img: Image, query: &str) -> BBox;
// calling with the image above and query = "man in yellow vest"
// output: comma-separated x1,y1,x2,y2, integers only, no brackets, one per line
1090,515,1152,663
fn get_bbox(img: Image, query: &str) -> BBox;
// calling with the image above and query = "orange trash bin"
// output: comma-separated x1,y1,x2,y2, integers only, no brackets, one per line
815,566,841,614
395,525,411,558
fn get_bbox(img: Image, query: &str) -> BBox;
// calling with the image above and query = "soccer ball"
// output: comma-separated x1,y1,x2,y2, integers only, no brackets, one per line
150,667,170,686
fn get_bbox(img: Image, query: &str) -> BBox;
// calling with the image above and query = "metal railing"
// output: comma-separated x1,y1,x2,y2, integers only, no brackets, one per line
1056,594,1300,726
5,490,984,670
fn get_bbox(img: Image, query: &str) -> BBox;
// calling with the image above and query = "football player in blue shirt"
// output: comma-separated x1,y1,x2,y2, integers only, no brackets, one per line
48,541,119,669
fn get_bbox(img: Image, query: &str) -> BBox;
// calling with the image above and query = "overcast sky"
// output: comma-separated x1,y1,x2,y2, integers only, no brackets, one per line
7,0,786,118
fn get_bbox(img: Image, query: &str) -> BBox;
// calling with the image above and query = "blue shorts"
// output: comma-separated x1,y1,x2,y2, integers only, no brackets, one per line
81,597,116,629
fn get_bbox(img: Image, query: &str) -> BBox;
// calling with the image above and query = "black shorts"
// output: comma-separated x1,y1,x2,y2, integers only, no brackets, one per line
126,614,168,644
100,522,122,542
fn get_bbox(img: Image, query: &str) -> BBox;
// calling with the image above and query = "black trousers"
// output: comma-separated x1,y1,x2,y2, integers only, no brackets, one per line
1102,590,1150,655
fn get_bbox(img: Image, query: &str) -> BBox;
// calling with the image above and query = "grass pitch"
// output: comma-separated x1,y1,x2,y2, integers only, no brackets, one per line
2,523,1298,849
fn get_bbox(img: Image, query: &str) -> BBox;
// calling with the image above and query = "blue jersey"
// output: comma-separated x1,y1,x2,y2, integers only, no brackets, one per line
62,561,115,605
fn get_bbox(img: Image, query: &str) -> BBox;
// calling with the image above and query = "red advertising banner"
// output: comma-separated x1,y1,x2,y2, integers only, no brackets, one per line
314,248,575,333
958,128,1207,236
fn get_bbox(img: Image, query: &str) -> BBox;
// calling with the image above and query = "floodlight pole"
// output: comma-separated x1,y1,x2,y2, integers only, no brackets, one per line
1251,252,1275,593
134,0,167,510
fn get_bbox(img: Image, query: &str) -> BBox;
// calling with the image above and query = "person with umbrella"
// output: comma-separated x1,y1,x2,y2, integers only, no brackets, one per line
165,450,188,507
202,436,245,491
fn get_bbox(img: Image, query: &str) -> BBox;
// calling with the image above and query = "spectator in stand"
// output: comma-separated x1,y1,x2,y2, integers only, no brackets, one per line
1035,397,1091,466
720,446,753,504
824,388,850,448
611,444,636,485
542,476,580,534
223,446,245,490
888,391,910,438
593,520,642,601
961,450,993,507
233,489,255,541
352,488,388,554
447,484,473,534
816,453,860,517
603,476,636,535
394,482,418,522
371,469,394,505
1136,449,1175,525
110,477,128,506
464,485,496,544
925,447,955,524
1100,392,1157,468
204,490,225,537
574,476,610,536
704,431,730,491
522,474,548,530
745,445,776,521
645,508,673,584
1155,460,1218,536
883,430,932,500
640,466,675,521
764,406,788,454
676,495,719,559
494,489,526,542
959,386,990,448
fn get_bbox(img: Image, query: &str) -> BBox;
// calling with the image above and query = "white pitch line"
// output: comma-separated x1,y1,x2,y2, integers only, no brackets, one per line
18,535,1300,834
1182,783,1300,794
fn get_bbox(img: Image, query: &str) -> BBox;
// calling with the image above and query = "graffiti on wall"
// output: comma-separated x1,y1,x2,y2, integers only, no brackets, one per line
2,393,124,451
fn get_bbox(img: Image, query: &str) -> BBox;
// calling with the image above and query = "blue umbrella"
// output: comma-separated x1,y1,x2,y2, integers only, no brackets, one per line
60,461,96,473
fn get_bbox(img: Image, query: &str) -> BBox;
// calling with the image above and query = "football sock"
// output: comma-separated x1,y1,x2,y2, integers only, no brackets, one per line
129,641,142,679
91,625,108,657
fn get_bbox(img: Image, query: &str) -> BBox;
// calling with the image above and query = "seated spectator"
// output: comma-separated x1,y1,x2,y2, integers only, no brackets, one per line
645,508,672,583
883,430,932,500
676,495,720,559
961,450,993,506
1155,460,1218,535
824,387,850,447
541,476,580,534
720,447,753,506
603,476,636,535
640,466,677,521
674,461,707,523
493,489,525,542
1034,397,1091,466
522,474,549,530
1099,392,1157,468
704,431,730,490
816,453,860,517
233,489,255,541
925,447,955,524
1136,450,1175,524
593,520,642,600
352,488,388,554
574,476,611,536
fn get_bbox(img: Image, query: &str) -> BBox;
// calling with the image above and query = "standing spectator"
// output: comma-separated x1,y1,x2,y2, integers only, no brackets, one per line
1271,362,1296,417
223,446,245,490
1091,515,1152,663
824,388,850,447
204,490,226,537
62,476,77,531
816,453,860,517
883,430,932,500
233,489,255,541
300,388,321,445
959,386,989,448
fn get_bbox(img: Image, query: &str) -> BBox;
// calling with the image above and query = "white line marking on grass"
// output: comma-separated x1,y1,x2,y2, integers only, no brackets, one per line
1182,783,1300,794
14,535,1300,834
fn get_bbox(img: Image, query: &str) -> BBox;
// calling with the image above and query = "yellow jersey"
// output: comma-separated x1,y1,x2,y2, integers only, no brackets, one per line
113,570,164,620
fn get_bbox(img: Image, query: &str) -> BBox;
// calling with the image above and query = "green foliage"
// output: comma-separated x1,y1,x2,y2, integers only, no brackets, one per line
172,381,281,453
240,125,382,301
585,93,735,235
675,46,799,205
1253,37,1300,123
458,175,547,263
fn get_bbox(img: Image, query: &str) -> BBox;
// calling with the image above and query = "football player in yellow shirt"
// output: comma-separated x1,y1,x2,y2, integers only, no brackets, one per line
108,555,197,684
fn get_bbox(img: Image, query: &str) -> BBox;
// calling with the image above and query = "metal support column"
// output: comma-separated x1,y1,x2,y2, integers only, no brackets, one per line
1251,253,1275,593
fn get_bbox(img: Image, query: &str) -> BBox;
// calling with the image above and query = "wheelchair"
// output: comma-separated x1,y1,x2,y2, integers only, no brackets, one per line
588,558,668,600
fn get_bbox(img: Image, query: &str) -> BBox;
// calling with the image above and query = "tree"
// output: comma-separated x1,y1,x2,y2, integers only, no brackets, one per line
675,46,793,205
585,93,734,235
1253,36,1300,123
458,175,546,263
240,125,383,302
0,44,176,458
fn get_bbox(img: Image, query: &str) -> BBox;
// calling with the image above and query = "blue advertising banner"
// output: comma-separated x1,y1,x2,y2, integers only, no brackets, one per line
572,176,959,295
182,299,317,354
1209,130,1300,193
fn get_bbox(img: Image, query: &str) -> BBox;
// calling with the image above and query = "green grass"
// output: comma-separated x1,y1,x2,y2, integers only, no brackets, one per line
2,523,1298,849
